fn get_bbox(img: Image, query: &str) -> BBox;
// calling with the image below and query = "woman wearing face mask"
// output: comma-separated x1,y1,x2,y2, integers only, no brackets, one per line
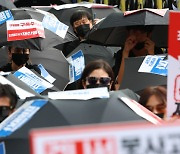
139,86,167,119
0,83,18,122
0,46,40,74
79,59,116,91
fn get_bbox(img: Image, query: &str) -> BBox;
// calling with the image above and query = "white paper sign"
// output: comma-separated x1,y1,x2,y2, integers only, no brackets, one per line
7,19,45,41
67,50,85,83
38,64,56,83
13,67,53,94
0,75,34,99
42,14,69,39
48,87,109,100
138,55,167,76
53,3,111,10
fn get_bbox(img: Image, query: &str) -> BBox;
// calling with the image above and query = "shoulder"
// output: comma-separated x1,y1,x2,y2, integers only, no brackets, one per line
0,63,12,72
26,64,41,74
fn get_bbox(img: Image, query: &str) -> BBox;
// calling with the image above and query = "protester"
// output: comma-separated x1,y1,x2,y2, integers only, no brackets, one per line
79,59,116,91
114,25,164,88
138,86,167,119
0,46,40,74
62,9,94,57
0,83,18,122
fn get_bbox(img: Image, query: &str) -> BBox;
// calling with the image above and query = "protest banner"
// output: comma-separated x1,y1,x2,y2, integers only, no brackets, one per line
30,121,180,154
168,11,180,117
7,19,45,41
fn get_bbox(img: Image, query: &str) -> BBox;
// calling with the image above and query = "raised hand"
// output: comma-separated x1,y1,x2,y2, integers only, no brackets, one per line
144,37,155,55
123,35,137,57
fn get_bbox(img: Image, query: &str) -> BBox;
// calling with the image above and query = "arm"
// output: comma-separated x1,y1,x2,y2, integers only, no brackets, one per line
116,35,137,90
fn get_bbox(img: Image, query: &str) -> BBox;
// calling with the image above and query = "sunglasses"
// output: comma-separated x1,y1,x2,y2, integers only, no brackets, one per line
86,77,111,85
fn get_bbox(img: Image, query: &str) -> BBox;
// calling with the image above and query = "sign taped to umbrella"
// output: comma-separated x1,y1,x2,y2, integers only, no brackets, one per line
42,14,69,39
67,50,85,83
168,12,180,117
6,19,45,41
0,10,13,25
0,99,48,137
38,64,56,84
138,55,168,76
0,142,5,154
13,67,53,93
0,75,34,99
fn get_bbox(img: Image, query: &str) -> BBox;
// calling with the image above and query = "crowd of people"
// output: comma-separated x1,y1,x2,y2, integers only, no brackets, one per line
0,4,172,124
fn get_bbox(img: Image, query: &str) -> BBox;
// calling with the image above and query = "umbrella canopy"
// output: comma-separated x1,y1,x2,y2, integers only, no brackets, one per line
0,7,77,50
0,89,147,154
120,56,167,93
13,0,71,7
0,0,16,10
87,9,169,48
34,2,121,33
67,42,118,67
30,48,69,90
0,46,8,67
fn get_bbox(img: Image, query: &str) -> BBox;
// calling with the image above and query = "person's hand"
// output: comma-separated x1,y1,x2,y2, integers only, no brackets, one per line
93,18,101,25
144,38,155,55
123,35,137,57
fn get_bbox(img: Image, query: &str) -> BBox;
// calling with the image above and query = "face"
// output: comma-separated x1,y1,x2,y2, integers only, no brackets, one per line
0,96,12,122
83,68,112,89
9,47,30,58
73,16,93,29
145,95,166,115
8,47,30,66
0,96,10,107
129,29,149,43
73,16,93,39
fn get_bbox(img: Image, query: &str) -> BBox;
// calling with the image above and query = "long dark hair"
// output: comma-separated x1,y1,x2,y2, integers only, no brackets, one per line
78,59,115,90
139,86,167,107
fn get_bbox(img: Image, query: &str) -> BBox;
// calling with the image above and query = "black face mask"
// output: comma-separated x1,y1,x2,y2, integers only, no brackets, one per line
134,42,145,50
155,113,164,119
86,84,110,91
12,53,29,66
0,106,11,123
75,24,90,38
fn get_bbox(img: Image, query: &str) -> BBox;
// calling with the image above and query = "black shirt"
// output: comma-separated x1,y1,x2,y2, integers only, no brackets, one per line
0,63,41,74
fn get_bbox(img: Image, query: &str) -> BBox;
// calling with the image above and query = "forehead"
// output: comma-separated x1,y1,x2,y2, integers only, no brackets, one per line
0,96,10,107
89,69,109,77
10,47,30,53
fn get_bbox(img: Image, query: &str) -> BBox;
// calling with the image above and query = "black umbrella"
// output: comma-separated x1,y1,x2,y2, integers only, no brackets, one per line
87,9,169,48
34,2,121,33
13,0,71,7
0,46,8,68
0,7,77,50
120,56,167,93
30,48,69,90
67,42,118,67
0,89,148,154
